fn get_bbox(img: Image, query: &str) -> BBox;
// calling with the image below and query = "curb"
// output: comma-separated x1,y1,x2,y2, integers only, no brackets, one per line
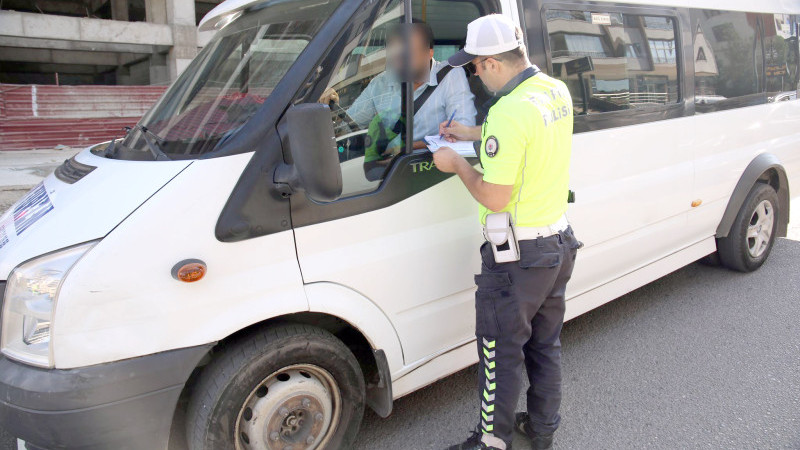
0,185,35,192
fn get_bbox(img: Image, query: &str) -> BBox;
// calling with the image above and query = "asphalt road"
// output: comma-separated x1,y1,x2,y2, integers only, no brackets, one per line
353,237,800,450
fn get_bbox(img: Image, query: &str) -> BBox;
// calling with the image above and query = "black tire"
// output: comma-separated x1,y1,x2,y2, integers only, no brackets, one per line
717,182,780,273
186,323,365,450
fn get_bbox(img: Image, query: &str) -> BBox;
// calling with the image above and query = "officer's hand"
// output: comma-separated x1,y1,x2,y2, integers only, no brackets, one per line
439,120,464,142
318,87,339,105
439,120,481,143
432,147,462,173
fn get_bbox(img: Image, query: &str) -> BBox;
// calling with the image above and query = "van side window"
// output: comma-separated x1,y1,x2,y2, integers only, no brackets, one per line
545,10,680,115
320,0,408,197
764,14,800,101
693,10,765,112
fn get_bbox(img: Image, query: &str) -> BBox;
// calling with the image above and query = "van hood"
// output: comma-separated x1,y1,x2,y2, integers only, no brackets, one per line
0,145,192,279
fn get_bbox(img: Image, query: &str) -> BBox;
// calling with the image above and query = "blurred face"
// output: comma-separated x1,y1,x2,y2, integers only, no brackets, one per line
387,30,434,81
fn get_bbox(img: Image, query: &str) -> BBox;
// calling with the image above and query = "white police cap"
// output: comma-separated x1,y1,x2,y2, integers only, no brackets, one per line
448,14,524,67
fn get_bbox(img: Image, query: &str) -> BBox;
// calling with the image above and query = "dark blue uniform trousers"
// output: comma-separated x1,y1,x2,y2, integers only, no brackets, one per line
474,226,580,446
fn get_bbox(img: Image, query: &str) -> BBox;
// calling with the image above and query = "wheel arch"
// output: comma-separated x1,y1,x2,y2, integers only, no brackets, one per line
174,288,398,445
716,153,790,239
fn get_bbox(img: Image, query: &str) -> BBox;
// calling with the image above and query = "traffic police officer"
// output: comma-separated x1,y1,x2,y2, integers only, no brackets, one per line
433,14,580,450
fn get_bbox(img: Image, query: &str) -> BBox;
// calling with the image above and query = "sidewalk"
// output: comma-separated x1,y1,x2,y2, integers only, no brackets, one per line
0,148,82,214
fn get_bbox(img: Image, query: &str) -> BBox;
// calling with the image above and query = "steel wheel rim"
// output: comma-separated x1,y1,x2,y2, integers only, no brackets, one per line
235,364,342,450
747,199,774,258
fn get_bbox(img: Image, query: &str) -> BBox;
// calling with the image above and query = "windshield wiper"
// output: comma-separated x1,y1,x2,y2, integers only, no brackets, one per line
127,125,172,161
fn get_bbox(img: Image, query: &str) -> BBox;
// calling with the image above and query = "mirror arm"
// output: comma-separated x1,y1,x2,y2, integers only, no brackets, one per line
273,163,299,197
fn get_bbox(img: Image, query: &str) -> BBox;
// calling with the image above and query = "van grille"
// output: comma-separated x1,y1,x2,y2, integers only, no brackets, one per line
55,156,96,184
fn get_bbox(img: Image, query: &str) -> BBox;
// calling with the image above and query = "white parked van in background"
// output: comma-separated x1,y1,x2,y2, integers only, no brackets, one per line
0,0,798,449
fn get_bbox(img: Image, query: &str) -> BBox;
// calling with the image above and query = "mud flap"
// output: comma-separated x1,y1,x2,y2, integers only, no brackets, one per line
365,349,393,418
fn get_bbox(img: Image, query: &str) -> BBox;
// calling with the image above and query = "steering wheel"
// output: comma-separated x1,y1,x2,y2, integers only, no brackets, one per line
329,101,361,135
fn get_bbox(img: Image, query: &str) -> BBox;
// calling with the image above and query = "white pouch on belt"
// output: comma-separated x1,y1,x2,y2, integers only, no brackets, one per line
483,212,521,263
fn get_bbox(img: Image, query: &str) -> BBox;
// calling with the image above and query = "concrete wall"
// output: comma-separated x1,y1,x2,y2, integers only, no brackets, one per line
0,11,174,46
0,0,214,86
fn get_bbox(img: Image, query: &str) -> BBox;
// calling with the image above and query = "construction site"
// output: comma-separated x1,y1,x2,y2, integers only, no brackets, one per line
0,0,219,150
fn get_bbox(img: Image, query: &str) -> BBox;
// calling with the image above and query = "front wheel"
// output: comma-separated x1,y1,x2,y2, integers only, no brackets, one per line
186,323,366,450
717,182,780,272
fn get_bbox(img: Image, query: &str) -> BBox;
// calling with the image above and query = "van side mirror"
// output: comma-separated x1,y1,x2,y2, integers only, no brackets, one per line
274,103,343,202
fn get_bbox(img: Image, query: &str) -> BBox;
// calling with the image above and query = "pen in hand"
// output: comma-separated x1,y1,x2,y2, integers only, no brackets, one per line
440,110,457,139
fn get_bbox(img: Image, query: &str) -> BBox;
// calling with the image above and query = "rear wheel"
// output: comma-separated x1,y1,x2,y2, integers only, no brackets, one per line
718,182,780,272
186,323,365,450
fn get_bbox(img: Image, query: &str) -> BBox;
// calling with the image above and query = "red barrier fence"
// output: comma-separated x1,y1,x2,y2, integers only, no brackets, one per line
0,84,167,151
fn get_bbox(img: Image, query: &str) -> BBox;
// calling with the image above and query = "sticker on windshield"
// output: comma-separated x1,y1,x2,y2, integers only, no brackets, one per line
13,183,53,235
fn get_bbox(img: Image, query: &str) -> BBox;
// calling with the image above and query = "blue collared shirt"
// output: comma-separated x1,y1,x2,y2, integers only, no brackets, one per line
346,59,478,146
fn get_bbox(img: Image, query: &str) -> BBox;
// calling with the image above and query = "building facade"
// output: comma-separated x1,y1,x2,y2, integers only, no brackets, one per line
0,0,220,86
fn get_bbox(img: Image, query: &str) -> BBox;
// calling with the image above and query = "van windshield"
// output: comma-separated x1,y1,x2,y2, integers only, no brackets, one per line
117,0,341,159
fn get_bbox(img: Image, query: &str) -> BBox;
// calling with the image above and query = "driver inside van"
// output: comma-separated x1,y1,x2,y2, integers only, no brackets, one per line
319,19,477,171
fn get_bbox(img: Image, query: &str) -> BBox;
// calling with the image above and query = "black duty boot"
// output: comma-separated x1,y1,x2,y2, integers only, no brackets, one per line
514,413,554,450
446,429,512,450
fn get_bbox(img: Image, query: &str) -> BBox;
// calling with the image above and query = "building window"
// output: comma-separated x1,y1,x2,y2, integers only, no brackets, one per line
644,16,674,30
564,34,607,57
649,40,677,64
626,43,644,59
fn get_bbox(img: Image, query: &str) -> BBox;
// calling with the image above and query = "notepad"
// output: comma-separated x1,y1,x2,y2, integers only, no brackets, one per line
424,135,477,157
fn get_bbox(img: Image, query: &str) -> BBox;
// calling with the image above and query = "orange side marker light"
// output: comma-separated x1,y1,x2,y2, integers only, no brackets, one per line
171,259,207,283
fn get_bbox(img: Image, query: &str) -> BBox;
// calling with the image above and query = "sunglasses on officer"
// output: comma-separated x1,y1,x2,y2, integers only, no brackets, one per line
467,57,492,75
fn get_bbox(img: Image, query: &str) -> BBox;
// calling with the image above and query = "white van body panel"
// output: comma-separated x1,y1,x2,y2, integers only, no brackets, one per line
499,0,520,30
564,117,694,300
53,153,308,369
392,339,476,398
688,102,800,239
304,282,404,373
294,175,481,366
0,148,191,280
199,0,263,31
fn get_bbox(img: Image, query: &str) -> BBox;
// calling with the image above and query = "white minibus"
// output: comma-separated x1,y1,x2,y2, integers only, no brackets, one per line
0,0,798,448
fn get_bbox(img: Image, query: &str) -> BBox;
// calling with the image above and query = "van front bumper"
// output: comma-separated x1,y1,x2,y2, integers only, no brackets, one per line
0,344,212,450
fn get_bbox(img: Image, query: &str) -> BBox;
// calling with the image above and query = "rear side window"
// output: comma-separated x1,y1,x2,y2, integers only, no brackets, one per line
545,10,680,116
692,10,765,112
763,14,800,100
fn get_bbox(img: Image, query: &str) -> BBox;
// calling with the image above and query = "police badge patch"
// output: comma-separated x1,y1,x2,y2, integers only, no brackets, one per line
485,136,499,158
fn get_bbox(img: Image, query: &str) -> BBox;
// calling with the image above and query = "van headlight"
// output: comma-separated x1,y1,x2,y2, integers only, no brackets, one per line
1,241,97,368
